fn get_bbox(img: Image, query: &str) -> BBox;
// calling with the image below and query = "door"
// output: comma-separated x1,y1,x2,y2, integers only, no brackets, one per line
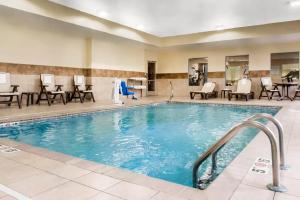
147,61,156,95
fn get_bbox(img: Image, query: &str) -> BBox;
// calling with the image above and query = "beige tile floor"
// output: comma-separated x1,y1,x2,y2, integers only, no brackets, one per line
0,96,300,200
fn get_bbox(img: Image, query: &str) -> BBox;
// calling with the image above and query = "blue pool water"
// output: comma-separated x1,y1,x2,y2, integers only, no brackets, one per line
0,103,279,187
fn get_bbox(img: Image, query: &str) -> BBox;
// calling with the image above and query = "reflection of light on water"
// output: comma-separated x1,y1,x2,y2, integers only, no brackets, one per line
113,112,121,131
110,135,146,167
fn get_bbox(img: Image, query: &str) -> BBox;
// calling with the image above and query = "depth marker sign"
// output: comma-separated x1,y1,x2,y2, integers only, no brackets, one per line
250,157,271,174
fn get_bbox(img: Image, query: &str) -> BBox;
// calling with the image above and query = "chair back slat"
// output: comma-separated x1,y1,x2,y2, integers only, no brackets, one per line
201,82,216,93
74,75,86,91
261,77,273,90
41,74,55,91
237,78,251,93
0,72,11,92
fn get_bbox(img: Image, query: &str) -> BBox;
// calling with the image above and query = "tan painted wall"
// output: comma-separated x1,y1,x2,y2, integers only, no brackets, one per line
0,7,88,68
158,41,300,73
91,36,146,72
0,7,161,101
0,5,159,73
156,41,300,98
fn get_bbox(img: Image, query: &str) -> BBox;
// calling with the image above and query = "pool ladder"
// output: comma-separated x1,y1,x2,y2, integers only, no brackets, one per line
192,113,288,192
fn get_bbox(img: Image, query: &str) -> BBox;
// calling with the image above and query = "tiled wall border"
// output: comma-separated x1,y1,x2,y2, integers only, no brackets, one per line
156,70,270,79
0,62,270,79
249,70,270,77
208,71,225,78
156,73,188,79
0,62,146,78
90,68,145,78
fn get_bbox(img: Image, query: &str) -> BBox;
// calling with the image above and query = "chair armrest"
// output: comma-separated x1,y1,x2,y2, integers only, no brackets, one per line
273,85,279,90
73,84,81,89
55,85,63,91
11,85,20,92
85,84,93,90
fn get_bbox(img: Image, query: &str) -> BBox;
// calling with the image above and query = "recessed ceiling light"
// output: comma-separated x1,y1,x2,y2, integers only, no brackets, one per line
288,0,300,7
96,10,108,18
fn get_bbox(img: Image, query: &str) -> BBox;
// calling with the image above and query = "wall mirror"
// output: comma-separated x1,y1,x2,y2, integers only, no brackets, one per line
225,55,249,86
271,52,299,83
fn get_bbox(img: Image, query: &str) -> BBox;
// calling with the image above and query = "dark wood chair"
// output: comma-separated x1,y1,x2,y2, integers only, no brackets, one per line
293,85,300,100
72,75,95,103
0,72,21,109
258,77,281,100
37,74,66,106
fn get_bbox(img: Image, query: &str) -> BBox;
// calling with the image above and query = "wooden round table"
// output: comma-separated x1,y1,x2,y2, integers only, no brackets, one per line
275,82,298,101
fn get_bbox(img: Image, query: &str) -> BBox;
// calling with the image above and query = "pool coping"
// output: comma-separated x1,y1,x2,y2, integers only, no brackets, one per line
0,99,297,200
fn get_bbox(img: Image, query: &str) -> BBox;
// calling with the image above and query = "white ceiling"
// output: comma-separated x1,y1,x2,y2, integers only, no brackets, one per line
49,0,300,37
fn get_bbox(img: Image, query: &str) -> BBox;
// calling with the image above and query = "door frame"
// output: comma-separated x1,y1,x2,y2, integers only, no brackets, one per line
147,61,156,96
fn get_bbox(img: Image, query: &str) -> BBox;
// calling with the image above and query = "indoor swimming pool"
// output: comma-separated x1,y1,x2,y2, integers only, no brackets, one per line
0,103,280,187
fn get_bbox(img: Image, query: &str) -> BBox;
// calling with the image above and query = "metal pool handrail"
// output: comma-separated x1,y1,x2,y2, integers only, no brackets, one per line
169,81,174,101
192,120,287,192
245,113,288,170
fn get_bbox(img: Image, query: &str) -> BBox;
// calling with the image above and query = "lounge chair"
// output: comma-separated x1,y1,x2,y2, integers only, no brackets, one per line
258,77,281,100
72,75,95,103
228,78,252,101
190,82,217,99
0,72,21,108
120,81,136,99
37,74,66,106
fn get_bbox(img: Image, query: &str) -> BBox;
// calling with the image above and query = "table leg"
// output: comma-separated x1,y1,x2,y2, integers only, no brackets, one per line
26,94,30,106
20,93,24,103
278,86,285,101
30,93,34,105
286,86,294,101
